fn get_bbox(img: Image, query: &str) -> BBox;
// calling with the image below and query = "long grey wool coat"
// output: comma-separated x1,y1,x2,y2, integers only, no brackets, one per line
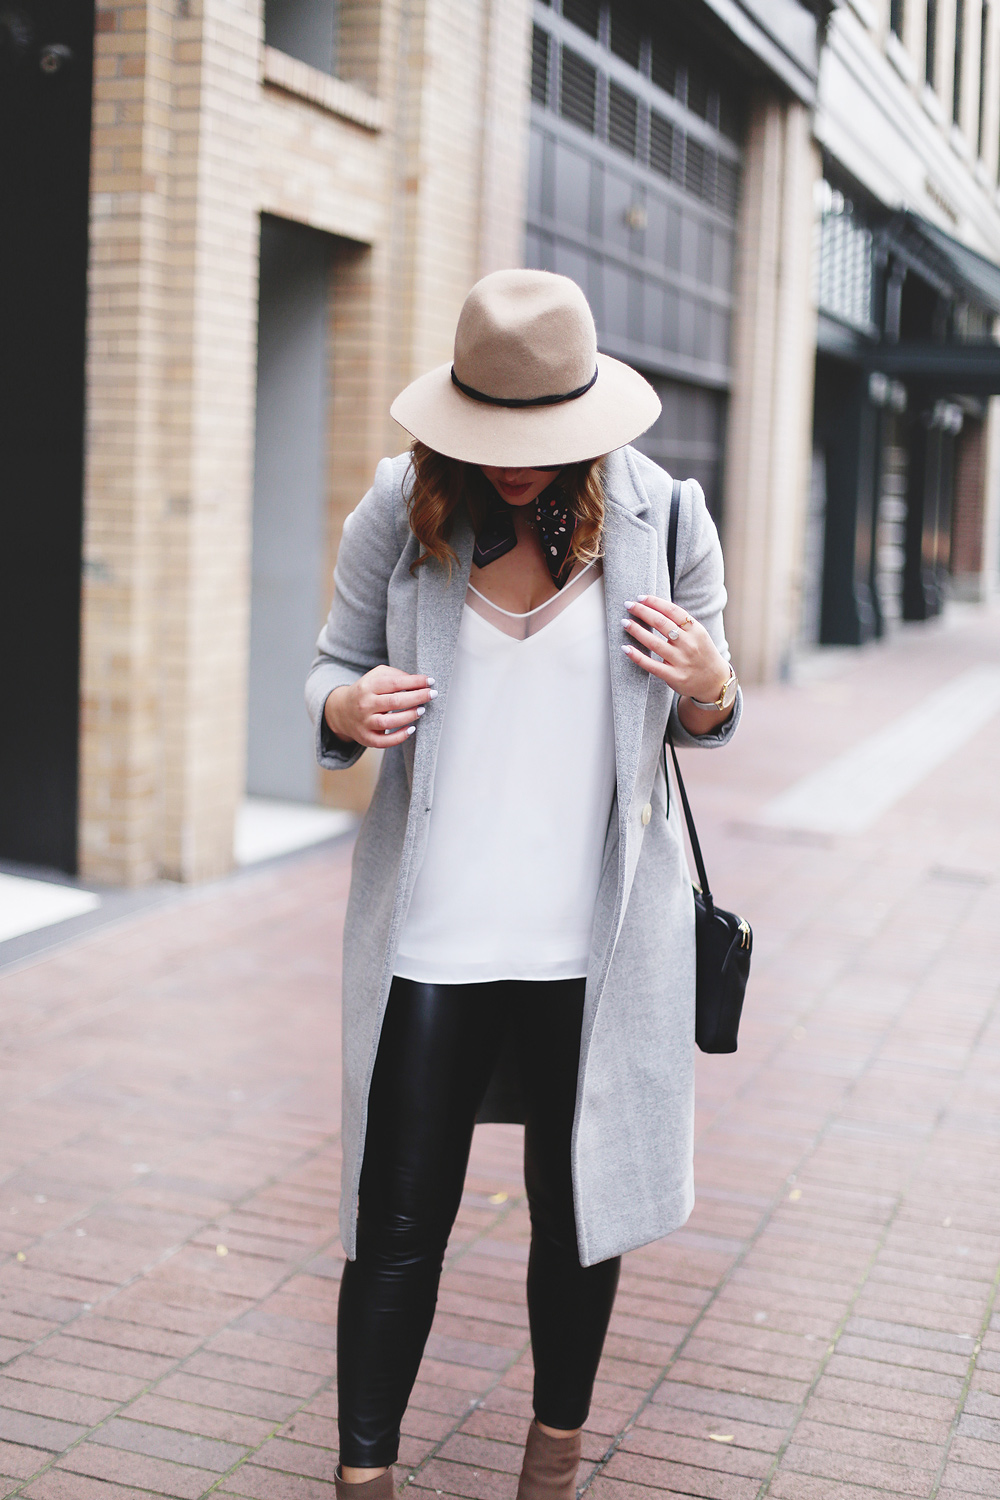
305,444,742,1267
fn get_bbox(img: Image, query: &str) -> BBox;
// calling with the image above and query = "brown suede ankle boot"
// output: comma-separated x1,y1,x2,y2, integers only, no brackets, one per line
515,1421,581,1500
335,1468,394,1500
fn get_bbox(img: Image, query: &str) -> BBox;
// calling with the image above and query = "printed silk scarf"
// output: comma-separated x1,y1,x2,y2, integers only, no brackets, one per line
472,489,578,589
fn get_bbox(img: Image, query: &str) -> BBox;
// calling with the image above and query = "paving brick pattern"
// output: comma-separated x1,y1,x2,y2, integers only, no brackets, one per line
2,607,1000,1498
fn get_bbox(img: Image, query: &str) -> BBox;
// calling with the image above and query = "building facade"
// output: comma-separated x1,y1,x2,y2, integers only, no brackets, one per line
3,0,535,884
1,0,998,888
524,0,823,687
808,0,1000,646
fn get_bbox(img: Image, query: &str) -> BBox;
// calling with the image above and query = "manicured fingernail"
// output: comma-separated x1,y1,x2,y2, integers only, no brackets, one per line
416,706,425,716
624,600,635,609
406,725,416,735
637,594,648,602
428,689,438,699
426,676,436,685
621,644,632,655
621,618,632,628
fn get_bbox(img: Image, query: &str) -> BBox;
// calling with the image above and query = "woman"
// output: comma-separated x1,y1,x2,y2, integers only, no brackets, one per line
306,270,741,1500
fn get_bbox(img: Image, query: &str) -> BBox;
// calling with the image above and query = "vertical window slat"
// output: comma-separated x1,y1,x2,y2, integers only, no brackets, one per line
560,46,598,134
608,81,639,157
531,24,549,107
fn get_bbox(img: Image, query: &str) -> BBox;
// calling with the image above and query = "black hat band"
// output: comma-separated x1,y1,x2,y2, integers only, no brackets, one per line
450,365,599,408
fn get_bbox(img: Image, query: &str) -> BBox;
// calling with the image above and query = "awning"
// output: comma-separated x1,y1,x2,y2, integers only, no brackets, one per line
818,211,1000,394
864,340,1000,394
878,211,1000,315
696,0,821,104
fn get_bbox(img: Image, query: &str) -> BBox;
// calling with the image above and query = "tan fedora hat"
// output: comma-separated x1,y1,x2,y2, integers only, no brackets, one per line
390,269,661,467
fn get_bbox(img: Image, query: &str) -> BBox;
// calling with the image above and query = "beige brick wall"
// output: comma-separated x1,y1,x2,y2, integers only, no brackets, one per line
477,0,533,277
81,0,532,882
81,0,175,885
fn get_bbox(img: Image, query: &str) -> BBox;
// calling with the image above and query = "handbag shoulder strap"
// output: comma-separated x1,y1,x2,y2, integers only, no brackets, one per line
665,477,713,903
667,476,680,596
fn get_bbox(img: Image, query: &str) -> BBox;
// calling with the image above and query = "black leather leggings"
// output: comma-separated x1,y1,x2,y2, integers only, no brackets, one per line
337,976,621,1468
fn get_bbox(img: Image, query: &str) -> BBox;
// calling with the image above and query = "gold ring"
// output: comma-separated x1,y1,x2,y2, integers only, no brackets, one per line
681,615,694,629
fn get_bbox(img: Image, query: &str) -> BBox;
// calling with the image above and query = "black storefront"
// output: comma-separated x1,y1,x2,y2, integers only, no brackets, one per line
812,181,1000,645
1,0,95,871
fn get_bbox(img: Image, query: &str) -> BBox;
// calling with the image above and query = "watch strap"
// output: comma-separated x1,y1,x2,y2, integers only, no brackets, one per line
689,663,736,712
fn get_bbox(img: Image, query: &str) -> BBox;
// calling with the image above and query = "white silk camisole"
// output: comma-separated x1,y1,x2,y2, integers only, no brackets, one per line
394,564,617,984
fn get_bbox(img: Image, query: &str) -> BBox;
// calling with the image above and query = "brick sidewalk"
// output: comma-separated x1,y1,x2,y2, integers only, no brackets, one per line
2,607,1000,1500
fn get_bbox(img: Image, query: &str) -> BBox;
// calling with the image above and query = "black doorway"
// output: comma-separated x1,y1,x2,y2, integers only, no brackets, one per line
0,0,94,870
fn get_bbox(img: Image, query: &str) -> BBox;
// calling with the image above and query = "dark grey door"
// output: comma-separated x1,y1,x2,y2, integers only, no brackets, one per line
526,0,741,516
0,0,94,870
247,216,333,803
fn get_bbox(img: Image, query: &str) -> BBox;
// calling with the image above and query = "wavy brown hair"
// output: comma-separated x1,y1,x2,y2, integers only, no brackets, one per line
406,441,606,576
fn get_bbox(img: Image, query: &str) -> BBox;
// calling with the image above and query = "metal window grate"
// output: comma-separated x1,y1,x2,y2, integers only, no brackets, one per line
716,157,739,216
531,24,549,106
562,0,600,39
815,185,875,331
649,110,677,180
560,47,597,132
608,80,638,156
684,136,710,200
527,0,743,426
686,60,711,122
650,33,680,96
609,2,642,66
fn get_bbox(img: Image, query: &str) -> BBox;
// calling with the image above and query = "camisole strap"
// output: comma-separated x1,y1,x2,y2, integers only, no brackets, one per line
465,560,602,640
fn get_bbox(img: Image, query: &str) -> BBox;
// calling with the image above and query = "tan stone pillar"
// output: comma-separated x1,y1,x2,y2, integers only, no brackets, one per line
477,0,533,277
80,0,175,885
722,90,820,683
977,396,1000,597
81,0,261,884
158,0,261,881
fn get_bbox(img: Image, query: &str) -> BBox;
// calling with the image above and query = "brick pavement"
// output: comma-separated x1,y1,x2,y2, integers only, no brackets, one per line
2,605,1000,1500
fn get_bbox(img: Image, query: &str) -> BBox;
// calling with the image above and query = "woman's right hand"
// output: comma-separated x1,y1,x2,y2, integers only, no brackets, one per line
323,666,437,748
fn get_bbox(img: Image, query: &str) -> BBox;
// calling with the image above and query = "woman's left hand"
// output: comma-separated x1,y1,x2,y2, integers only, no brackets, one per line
621,595,730,705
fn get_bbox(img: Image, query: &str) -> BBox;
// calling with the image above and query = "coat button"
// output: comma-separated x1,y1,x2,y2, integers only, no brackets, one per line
641,803,652,825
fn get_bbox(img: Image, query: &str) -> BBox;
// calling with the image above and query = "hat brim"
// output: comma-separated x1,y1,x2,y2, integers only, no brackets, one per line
389,353,661,467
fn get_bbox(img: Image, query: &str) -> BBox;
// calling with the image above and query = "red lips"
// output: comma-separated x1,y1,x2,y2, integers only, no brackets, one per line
497,480,532,499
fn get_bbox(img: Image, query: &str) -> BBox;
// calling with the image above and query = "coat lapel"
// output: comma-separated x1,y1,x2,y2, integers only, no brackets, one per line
602,495,659,854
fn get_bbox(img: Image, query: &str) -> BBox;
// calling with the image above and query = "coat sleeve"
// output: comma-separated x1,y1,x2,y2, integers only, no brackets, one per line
305,456,410,770
666,476,743,750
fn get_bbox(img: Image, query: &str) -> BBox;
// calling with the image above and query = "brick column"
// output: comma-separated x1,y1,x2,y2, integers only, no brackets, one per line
158,0,260,882
951,413,986,596
955,399,1000,602
476,0,532,276
80,0,175,885
722,91,821,684
81,0,260,884
983,397,1000,596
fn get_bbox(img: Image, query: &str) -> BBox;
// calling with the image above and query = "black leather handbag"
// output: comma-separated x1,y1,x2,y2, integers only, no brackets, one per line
667,479,752,1054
